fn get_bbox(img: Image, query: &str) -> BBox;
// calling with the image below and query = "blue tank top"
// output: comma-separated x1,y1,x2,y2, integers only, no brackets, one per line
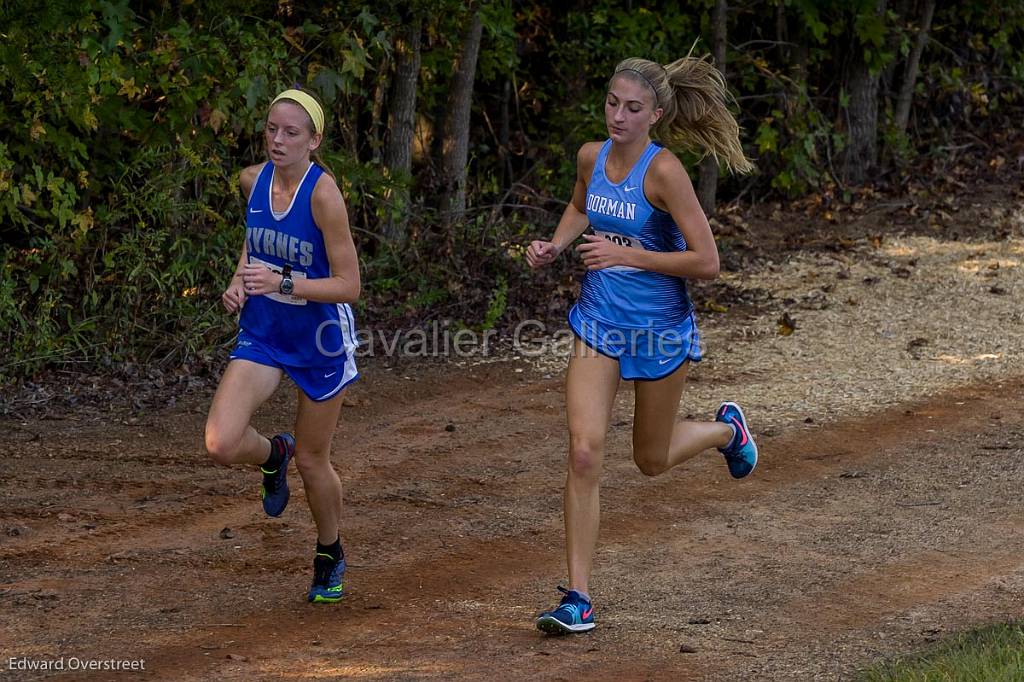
239,162,357,367
576,139,693,328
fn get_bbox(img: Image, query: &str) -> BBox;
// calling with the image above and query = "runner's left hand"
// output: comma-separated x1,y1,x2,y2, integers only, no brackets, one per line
241,263,281,296
576,234,629,270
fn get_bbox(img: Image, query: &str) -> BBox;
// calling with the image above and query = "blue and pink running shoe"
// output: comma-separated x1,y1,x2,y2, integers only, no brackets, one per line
716,402,758,479
536,587,596,634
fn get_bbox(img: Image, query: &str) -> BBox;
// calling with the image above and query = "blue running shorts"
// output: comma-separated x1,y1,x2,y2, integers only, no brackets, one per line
568,304,702,381
230,330,359,402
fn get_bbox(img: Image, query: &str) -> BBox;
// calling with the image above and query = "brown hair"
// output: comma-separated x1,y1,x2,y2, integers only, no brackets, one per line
613,54,753,175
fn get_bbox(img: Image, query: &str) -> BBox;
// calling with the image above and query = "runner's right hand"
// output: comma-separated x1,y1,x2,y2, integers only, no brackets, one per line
222,280,247,313
526,240,559,269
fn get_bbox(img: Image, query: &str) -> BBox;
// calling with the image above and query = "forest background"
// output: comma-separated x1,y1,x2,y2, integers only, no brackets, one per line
1,0,1021,387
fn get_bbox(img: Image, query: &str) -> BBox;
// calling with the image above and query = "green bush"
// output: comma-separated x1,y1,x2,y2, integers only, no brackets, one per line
2,0,1023,384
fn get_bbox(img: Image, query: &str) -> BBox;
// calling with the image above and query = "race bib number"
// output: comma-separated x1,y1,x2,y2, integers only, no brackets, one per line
593,230,646,251
248,256,307,306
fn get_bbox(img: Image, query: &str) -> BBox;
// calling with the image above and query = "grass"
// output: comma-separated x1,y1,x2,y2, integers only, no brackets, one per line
858,621,1024,681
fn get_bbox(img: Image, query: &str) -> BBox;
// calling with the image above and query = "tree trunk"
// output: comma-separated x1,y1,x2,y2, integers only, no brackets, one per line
500,79,512,189
881,0,911,102
894,0,936,135
440,12,483,227
370,53,390,164
842,0,887,185
697,0,727,216
775,1,789,64
382,15,422,244
791,29,809,93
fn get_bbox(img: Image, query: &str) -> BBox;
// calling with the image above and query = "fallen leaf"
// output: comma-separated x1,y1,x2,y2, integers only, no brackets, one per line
906,337,930,360
208,109,227,133
777,312,797,336
892,267,912,279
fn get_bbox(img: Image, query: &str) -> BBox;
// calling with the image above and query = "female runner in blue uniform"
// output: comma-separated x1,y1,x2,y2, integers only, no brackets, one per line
204,87,359,604
527,56,759,634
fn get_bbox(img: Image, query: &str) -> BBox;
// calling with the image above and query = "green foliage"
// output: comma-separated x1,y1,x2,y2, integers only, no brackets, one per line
858,621,1024,681
478,1,518,81
2,0,1024,382
481,275,508,331
0,0,396,379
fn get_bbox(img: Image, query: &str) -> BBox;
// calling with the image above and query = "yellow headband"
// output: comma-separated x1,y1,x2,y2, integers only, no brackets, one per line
270,89,325,135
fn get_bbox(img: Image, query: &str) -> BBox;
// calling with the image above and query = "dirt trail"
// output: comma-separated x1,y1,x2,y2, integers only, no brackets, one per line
2,360,1022,681
4,190,1023,680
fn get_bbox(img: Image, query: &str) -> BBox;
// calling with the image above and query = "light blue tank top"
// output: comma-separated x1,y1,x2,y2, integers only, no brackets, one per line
239,162,357,367
576,140,693,328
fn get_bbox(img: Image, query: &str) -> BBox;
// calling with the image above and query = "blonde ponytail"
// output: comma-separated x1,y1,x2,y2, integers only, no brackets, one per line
614,54,753,175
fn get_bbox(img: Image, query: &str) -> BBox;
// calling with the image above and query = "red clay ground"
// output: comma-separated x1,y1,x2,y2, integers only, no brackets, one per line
2,358,1023,681
4,161,1024,680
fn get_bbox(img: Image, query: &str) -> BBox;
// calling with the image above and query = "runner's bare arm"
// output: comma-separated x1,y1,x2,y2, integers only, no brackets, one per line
222,164,267,312
578,151,720,279
527,143,601,268
293,174,360,304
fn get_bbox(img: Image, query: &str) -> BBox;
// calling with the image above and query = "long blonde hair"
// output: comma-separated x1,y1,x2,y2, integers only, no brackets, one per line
613,54,753,175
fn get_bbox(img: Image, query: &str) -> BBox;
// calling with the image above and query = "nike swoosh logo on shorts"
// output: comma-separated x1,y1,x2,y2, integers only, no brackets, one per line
324,371,337,378
658,358,672,365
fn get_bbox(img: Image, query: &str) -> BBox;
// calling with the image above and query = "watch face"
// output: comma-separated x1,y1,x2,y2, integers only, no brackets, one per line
281,277,294,295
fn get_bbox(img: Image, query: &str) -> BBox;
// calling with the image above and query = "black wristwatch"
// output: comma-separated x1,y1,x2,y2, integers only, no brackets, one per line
279,264,294,295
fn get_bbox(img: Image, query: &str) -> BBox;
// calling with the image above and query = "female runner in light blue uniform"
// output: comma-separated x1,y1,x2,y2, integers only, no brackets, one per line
527,55,760,634
204,87,358,604
569,137,700,380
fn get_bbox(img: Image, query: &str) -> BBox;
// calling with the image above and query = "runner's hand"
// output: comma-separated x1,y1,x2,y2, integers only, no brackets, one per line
526,240,559,269
241,263,281,296
223,279,247,313
577,233,629,271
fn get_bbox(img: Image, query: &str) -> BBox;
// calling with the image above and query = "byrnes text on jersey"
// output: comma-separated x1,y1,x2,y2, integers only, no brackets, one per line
246,225,314,267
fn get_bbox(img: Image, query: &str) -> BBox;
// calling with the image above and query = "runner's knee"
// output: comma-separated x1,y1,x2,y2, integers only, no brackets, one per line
568,438,603,479
631,441,669,477
204,428,240,466
293,447,332,478
632,451,667,477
